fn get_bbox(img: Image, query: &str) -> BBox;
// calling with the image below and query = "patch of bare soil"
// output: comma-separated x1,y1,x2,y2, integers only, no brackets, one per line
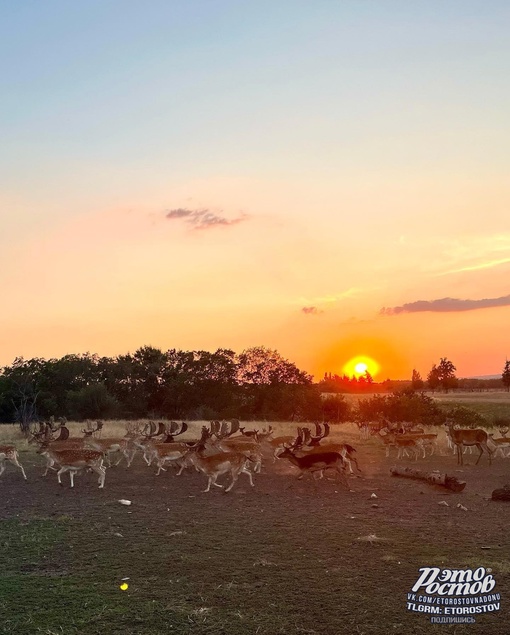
1,440,509,634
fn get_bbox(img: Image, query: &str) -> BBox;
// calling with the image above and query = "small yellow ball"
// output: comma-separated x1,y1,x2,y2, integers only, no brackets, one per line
120,583,129,591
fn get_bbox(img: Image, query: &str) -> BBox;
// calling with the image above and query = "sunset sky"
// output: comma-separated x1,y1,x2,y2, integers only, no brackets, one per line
1,1,510,380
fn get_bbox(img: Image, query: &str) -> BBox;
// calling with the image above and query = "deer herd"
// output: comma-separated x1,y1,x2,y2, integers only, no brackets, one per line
0,414,508,492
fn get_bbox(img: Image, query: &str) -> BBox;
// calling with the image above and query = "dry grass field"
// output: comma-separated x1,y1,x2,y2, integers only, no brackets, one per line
1,414,509,634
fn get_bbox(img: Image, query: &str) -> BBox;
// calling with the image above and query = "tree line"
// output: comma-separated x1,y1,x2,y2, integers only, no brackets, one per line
2,347,508,432
0,346,329,430
412,358,510,393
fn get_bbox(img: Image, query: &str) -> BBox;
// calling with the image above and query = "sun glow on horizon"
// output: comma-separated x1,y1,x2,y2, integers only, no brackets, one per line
343,356,380,378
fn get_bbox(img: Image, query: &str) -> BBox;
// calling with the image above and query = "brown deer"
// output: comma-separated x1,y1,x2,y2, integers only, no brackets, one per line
0,445,27,480
277,445,348,486
298,424,361,474
184,434,256,492
36,443,106,488
445,420,493,466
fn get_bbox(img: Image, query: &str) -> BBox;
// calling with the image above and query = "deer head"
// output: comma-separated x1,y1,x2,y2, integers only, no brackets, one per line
162,421,188,443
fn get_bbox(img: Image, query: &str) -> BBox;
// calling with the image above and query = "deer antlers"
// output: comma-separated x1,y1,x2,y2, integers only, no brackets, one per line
81,420,104,437
141,420,189,443
307,422,330,446
209,419,241,439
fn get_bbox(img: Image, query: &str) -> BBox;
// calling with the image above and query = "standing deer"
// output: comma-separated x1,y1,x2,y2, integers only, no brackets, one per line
445,420,492,466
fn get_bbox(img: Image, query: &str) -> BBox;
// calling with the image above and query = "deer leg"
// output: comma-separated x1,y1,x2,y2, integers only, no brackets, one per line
225,471,240,493
91,465,105,488
156,460,167,475
350,456,362,474
480,443,492,465
273,448,283,462
43,457,57,476
125,448,136,467
11,456,27,480
241,466,254,486
335,465,348,487
0,461,5,476
57,466,68,485
69,470,76,488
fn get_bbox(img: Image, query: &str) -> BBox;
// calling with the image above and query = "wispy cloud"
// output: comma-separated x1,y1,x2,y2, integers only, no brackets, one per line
438,257,510,276
380,294,510,316
165,208,249,230
299,288,365,306
301,306,323,315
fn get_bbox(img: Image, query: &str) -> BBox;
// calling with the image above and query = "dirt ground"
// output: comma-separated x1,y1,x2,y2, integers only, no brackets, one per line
1,426,509,635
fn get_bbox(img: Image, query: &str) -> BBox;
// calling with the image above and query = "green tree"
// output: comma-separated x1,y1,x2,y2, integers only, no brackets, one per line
436,357,458,393
411,369,424,390
428,358,457,393
427,365,440,392
445,405,485,428
67,383,119,420
355,388,443,426
502,360,510,392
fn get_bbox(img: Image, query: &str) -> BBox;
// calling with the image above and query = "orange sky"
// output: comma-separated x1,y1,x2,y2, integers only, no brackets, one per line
2,4,510,380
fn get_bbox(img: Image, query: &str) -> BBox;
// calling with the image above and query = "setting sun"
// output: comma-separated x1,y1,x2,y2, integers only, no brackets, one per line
343,356,380,378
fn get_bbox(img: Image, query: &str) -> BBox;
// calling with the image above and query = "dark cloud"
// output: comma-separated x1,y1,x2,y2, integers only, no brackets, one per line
165,208,248,230
301,306,323,315
380,294,510,316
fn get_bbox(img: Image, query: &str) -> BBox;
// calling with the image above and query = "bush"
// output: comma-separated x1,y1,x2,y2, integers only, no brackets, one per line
444,406,486,428
355,388,444,425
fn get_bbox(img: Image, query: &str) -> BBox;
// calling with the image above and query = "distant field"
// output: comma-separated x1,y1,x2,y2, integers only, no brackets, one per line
338,391,510,423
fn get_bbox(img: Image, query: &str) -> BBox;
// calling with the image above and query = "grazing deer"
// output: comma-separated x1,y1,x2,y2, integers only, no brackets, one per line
277,446,348,486
37,444,106,488
445,421,493,466
0,445,27,480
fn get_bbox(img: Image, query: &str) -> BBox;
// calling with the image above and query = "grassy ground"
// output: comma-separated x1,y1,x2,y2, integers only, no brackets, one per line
1,416,509,635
